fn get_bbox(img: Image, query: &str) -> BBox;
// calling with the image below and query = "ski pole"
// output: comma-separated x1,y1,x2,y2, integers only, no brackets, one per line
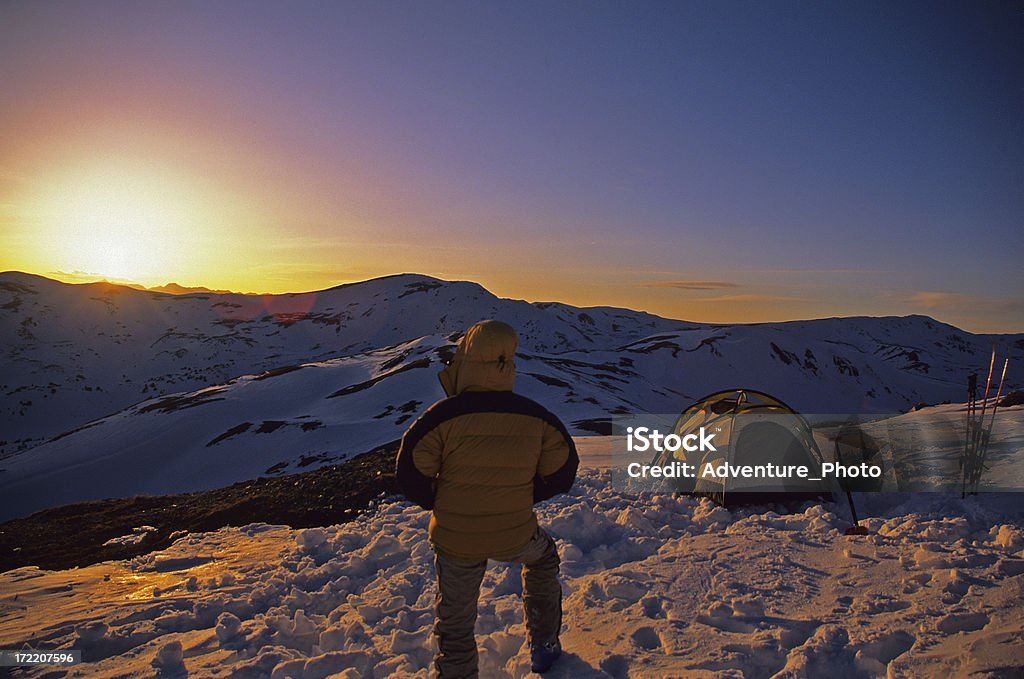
966,348,997,495
961,372,977,497
987,358,1009,433
973,358,1009,494
975,347,996,442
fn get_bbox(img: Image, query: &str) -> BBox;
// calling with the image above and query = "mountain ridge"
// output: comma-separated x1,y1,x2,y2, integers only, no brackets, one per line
6,270,1018,334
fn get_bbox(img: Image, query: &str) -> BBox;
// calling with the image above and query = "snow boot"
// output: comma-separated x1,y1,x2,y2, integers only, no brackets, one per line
530,640,562,674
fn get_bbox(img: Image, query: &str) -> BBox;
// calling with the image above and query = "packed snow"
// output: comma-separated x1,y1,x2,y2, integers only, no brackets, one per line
2,455,1022,678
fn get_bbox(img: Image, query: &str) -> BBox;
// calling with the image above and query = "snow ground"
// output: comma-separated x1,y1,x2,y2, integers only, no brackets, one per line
2,455,1023,678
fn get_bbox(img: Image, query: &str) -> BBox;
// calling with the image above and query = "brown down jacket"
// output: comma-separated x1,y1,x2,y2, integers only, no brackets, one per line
395,320,578,561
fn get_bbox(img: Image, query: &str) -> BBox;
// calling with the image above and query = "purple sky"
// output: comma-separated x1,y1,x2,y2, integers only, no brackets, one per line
1,1,1021,331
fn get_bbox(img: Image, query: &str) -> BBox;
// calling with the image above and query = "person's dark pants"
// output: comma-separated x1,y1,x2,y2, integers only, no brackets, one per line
433,528,562,679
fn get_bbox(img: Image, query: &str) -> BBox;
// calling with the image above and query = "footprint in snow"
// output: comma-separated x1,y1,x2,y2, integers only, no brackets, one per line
698,602,757,634
937,611,989,635
640,595,663,619
854,629,915,672
857,595,911,615
630,626,663,651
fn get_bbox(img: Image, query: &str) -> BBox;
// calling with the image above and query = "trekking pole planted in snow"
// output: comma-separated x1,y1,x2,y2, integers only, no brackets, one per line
987,359,1009,434
960,372,977,498
975,347,997,445
964,348,996,498
971,358,1009,495
964,372,977,466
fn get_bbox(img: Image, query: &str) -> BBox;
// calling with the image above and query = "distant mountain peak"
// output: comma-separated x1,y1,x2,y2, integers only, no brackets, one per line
145,282,238,295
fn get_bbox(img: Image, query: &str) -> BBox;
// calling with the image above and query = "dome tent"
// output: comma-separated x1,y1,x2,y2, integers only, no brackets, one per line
653,389,833,506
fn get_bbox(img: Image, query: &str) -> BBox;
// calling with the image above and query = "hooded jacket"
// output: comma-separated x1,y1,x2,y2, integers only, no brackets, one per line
396,320,578,561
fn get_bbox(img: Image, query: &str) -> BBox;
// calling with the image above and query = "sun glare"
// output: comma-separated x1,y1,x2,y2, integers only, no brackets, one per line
33,159,210,284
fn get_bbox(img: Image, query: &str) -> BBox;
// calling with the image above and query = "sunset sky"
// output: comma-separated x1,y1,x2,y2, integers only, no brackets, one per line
1,1,1021,332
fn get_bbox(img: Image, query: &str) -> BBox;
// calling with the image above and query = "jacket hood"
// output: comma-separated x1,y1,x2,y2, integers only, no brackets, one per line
439,320,517,396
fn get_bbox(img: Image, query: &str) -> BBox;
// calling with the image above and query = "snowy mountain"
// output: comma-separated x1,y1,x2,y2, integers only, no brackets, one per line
1,271,1021,520
0,271,682,455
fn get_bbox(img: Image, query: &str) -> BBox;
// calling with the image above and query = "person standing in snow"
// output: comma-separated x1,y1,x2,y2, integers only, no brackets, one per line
396,319,579,677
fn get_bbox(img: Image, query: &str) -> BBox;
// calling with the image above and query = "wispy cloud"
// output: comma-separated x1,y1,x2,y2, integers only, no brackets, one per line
641,280,739,291
748,268,885,275
639,279,803,304
905,291,1024,314
47,270,140,285
695,293,804,303
906,291,966,310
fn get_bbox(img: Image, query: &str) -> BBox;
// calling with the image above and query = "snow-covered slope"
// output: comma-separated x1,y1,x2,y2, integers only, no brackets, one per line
1,271,1021,520
0,336,685,520
2,468,1023,678
4,271,1021,458
0,271,683,455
